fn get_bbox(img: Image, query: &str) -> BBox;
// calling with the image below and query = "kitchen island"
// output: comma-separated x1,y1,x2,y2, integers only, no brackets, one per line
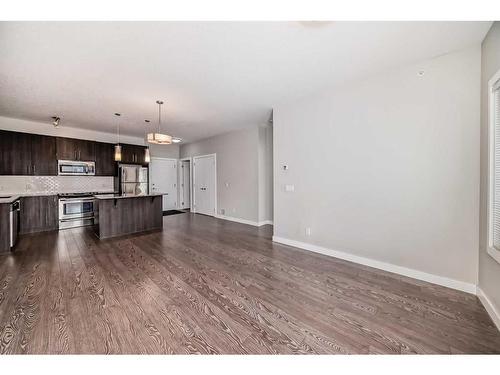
94,193,163,239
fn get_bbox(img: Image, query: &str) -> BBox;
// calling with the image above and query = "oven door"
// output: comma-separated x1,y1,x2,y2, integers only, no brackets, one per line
59,198,95,220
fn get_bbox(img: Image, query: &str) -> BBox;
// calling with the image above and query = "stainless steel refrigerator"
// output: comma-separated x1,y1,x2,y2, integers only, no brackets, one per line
119,165,149,196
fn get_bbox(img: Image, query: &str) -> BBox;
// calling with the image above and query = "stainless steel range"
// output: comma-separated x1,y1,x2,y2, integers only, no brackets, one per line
58,192,97,229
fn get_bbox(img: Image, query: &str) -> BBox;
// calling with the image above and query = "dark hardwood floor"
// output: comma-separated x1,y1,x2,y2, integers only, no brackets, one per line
1,213,499,354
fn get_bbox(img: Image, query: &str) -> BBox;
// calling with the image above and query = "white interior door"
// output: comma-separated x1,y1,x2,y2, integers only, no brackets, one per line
180,160,191,209
150,158,178,210
193,154,216,216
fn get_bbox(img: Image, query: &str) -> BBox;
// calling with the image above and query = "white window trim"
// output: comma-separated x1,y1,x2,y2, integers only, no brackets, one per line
487,68,500,265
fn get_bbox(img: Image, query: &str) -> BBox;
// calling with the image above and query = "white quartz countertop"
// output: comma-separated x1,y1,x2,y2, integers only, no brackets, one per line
94,193,163,200
0,193,57,204
0,191,116,204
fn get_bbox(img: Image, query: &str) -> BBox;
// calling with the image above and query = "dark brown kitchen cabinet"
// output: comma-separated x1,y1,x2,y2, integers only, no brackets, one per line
95,141,117,176
31,134,57,175
20,195,59,234
0,131,57,175
56,137,95,161
0,130,32,175
77,139,95,161
121,144,147,165
0,203,10,253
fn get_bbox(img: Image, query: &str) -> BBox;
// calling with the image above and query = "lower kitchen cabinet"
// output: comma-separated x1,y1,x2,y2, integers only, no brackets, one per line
20,195,59,234
0,203,10,253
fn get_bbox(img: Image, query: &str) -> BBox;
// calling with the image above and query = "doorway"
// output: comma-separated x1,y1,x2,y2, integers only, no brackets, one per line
193,154,216,216
179,158,192,209
149,157,178,211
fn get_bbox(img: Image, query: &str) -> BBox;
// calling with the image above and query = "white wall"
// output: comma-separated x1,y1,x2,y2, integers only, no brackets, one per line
180,125,273,224
479,22,500,324
273,46,481,287
147,143,180,159
258,124,273,222
180,127,259,222
0,115,179,158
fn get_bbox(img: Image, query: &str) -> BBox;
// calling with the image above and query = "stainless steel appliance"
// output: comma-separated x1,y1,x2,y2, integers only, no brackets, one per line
9,199,20,249
58,192,97,229
58,160,95,176
119,165,148,196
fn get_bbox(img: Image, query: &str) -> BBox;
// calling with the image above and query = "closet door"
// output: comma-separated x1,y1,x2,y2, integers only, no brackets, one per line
193,154,216,216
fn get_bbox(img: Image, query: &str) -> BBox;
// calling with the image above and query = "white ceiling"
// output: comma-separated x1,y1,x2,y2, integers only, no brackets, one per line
0,21,492,143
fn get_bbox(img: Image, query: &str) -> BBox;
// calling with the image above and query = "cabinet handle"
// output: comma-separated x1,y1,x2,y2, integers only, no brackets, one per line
33,164,36,175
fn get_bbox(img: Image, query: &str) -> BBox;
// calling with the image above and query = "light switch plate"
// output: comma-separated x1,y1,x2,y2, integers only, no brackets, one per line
285,184,295,192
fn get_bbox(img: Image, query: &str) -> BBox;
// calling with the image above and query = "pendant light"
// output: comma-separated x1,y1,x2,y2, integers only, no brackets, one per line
144,120,151,163
147,100,172,145
114,113,122,161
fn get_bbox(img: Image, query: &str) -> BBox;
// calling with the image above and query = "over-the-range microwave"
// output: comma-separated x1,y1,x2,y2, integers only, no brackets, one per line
57,160,95,176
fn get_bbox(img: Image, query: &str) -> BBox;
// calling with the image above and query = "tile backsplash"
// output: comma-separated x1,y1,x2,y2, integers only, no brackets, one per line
0,175,115,195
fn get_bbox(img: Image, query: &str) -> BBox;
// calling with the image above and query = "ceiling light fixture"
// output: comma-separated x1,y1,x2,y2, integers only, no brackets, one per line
144,120,151,163
52,116,60,127
114,113,122,162
172,138,182,143
147,100,172,145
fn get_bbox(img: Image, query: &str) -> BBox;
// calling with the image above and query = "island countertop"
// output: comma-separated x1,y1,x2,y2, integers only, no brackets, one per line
94,193,163,200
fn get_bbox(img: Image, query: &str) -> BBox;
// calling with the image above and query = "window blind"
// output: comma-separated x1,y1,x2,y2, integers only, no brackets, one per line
492,79,500,250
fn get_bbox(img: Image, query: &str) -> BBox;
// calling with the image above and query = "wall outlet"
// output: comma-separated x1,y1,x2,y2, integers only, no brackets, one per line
285,184,295,192
305,227,311,236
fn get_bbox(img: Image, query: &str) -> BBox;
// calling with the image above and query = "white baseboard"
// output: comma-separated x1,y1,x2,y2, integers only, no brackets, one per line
272,236,477,295
259,220,274,226
477,287,500,331
216,214,273,227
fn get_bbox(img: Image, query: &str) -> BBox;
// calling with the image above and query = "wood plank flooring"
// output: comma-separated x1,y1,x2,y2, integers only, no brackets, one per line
1,213,499,354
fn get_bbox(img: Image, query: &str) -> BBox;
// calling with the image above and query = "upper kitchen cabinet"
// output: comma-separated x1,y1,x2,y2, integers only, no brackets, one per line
56,137,95,161
121,144,148,165
77,139,96,161
95,141,117,176
30,134,57,175
0,130,32,175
